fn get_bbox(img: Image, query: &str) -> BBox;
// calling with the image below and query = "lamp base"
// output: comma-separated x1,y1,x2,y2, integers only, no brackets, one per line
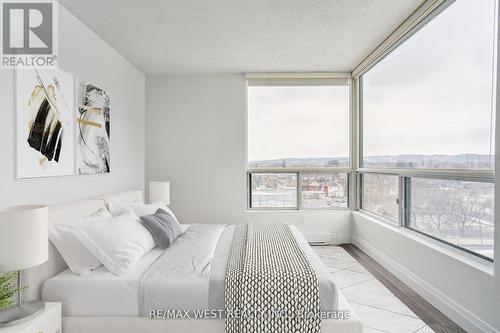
0,301,45,327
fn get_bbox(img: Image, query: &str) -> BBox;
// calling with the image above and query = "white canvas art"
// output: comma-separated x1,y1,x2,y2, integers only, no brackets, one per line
16,67,75,178
76,79,111,175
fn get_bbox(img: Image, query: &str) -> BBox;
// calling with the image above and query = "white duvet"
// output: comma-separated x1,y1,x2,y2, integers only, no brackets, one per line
43,224,338,317
139,224,226,314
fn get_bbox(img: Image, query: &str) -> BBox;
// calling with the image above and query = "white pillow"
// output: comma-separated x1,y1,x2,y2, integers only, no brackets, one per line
73,213,156,276
49,208,111,275
108,201,179,223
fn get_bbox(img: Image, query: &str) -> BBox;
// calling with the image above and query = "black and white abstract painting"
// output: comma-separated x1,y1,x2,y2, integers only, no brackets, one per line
16,67,75,178
76,79,111,175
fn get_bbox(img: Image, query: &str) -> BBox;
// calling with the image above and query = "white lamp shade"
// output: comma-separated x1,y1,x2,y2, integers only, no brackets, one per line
0,205,48,272
149,181,170,205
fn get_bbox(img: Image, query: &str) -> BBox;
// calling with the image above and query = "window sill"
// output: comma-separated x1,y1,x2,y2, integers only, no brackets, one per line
246,208,351,213
352,211,494,275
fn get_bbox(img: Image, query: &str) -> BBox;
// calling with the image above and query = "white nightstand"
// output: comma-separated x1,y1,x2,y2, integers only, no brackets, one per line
1,302,61,333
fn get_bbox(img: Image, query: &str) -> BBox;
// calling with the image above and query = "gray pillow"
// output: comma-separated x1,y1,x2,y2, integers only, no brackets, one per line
140,208,183,249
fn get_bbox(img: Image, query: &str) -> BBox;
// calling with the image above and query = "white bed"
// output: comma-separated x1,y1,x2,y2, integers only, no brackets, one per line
42,248,164,316
27,190,363,333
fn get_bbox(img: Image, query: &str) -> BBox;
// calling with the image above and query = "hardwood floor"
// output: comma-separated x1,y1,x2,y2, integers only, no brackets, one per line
341,244,466,333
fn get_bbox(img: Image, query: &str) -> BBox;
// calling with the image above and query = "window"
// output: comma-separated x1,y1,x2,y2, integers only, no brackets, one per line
358,0,497,261
250,173,297,208
361,0,496,169
361,174,399,222
406,178,494,260
247,81,350,168
249,172,349,209
247,79,351,210
301,173,348,208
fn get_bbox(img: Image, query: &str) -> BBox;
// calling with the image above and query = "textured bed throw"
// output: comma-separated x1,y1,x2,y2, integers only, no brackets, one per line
225,223,321,333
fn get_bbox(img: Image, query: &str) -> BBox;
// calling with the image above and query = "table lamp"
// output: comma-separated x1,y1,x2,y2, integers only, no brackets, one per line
0,205,48,327
149,181,170,205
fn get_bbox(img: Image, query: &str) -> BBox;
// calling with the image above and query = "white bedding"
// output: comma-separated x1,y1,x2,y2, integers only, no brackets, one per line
43,223,337,317
140,224,227,314
42,248,164,316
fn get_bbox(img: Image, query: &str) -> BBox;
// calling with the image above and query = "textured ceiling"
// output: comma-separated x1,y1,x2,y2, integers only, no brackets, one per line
58,0,423,74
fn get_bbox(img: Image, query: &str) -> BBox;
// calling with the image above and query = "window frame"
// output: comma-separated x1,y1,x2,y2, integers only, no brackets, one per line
357,170,495,263
247,170,352,210
402,175,495,262
358,172,401,225
353,0,497,263
247,171,299,210
245,75,353,211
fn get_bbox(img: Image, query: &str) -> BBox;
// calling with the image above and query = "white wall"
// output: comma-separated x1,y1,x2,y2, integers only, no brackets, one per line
352,214,499,332
0,5,146,206
146,74,351,243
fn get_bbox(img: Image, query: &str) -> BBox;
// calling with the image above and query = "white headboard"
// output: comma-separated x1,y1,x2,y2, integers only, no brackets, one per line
24,190,143,301
97,190,144,204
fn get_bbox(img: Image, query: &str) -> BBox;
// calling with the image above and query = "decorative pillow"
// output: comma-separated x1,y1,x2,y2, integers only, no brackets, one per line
140,208,183,249
108,202,180,224
49,208,111,275
73,213,156,276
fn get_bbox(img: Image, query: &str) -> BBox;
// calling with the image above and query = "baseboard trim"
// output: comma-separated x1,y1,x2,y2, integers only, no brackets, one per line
302,231,351,244
352,234,499,333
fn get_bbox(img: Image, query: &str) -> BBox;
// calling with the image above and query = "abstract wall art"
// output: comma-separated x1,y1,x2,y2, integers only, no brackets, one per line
76,79,111,175
16,67,75,178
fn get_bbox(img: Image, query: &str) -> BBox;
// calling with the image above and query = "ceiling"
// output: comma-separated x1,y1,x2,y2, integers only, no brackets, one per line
58,0,423,74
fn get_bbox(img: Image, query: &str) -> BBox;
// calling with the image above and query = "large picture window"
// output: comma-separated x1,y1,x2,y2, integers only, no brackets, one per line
247,81,350,168
358,0,497,261
361,0,496,170
247,79,351,209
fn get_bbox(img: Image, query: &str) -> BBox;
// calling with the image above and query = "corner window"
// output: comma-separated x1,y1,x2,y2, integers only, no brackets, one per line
358,0,497,261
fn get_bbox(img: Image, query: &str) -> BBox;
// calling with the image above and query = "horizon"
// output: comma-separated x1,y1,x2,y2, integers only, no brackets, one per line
249,152,494,162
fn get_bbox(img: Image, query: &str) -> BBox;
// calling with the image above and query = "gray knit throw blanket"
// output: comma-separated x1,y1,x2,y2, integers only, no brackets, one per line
225,223,321,333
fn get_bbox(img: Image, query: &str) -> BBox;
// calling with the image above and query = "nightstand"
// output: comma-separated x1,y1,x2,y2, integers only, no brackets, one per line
1,302,61,333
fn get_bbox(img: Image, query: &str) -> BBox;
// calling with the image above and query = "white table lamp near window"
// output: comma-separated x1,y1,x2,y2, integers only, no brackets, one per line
0,205,48,327
149,181,170,205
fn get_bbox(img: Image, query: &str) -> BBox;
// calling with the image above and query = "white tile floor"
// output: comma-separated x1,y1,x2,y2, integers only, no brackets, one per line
313,246,435,333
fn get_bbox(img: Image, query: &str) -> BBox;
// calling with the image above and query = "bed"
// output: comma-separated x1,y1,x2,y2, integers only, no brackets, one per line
24,190,363,333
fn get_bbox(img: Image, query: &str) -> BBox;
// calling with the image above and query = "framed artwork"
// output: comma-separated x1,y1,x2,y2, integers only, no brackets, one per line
15,67,75,178
76,79,111,175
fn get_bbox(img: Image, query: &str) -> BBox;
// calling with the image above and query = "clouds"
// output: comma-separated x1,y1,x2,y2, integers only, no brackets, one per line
248,85,349,161
362,0,496,157
247,0,496,163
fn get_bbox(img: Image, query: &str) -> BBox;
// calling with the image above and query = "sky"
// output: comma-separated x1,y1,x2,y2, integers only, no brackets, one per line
247,0,497,162
362,0,496,157
247,85,349,161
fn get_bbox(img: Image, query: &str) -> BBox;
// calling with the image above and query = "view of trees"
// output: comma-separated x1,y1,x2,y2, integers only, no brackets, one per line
408,179,494,259
361,174,399,222
362,174,494,260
